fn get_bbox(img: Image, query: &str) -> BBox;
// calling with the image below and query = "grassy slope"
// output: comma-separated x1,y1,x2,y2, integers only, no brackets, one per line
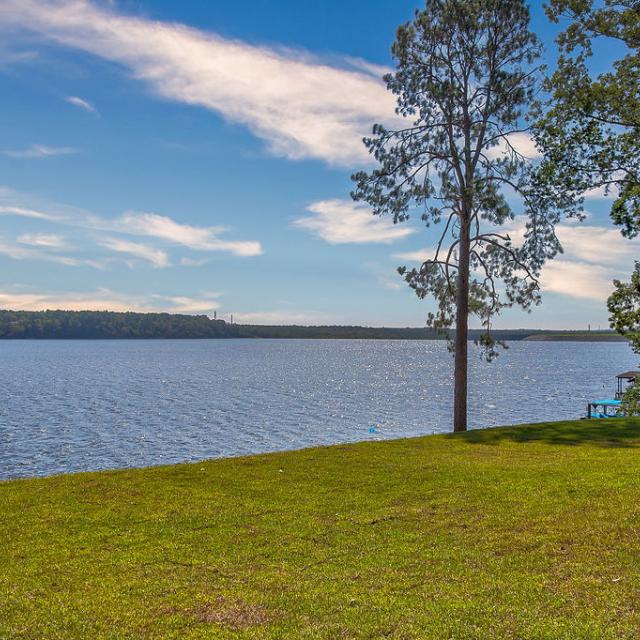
2,420,640,639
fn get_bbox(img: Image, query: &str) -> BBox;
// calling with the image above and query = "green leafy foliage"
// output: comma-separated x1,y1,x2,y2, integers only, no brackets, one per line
534,0,640,234
608,261,640,353
622,381,640,416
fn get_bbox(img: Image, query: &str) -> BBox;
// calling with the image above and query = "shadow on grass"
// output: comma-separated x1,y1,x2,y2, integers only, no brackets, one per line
454,419,640,448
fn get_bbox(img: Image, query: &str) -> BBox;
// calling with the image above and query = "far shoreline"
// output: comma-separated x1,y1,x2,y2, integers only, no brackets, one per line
0,334,629,342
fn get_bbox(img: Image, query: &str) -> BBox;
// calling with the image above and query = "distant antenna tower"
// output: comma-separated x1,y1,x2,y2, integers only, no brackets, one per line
214,311,217,320
230,314,233,324
588,323,591,332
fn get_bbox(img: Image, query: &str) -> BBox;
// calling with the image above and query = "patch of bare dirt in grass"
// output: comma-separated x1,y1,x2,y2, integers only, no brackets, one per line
164,596,272,630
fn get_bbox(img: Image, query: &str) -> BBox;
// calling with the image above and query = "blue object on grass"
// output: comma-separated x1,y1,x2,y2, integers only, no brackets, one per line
593,399,622,407
587,398,623,419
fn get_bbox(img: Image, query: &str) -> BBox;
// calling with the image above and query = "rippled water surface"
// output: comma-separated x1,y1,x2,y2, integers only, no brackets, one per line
1,339,636,479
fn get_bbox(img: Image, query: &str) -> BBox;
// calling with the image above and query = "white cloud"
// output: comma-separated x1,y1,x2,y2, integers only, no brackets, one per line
0,288,220,314
581,171,624,199
583,184,620,200
506,132,540,159
0,188,262,259
232,310,334,325
0,240,44,260
584,185,609,199
0,238,103,268
65,95,97,113
498,217,639,302
3,144,78,159
540,260,616,300
343,57,393,79
180,256,209,267
0,0,398,166
502,217,639,269
541,223,638,300
486,132,540,160
115,211,262,256
0,205,60,221
556,224,637,266
99,237,169,267
294,199,414,244
392,247,436,262
154,295,220,314
17,233,68,249
391,218,638,303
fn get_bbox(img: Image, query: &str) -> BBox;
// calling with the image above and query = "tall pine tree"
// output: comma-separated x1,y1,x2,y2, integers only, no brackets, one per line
353,0,566,432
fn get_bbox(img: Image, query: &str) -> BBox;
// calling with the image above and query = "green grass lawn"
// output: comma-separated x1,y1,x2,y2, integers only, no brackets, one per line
2,420,640,639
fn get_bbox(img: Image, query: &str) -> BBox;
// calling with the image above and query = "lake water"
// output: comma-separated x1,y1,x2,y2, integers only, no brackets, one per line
1,339,636,480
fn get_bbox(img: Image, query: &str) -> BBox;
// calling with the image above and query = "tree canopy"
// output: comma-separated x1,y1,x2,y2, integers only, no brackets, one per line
352,0,566,431
535,1,640,378
534,0,640,235
608,262,640,352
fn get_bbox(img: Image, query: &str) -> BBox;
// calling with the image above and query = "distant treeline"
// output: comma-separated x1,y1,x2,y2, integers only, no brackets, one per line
0,310,238,339
522,332,627,342
0,310,626,341
241,324,541,341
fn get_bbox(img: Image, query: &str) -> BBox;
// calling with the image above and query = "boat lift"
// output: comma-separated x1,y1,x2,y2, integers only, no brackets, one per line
615,371,640,399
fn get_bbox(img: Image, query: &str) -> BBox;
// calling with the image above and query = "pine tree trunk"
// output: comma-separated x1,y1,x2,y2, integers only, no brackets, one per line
453,218,470,433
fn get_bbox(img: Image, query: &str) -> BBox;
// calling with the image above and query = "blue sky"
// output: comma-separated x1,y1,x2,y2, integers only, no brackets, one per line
0,0,633,328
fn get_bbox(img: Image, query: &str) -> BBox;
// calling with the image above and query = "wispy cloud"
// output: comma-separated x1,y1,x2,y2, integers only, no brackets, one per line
0,47,39,66
115,211,262,256
294,199,414,244
180,256,209,267
65,95,97,113
17,232,69,249
0,288,221,314
0,204,60,221
232,310,334,325
3,144,77,159
363,260,405,291
153,295,221,314
99,237,170,267
0,238,103,268
0,188,263,260
0,0,397,166
392,248,436,262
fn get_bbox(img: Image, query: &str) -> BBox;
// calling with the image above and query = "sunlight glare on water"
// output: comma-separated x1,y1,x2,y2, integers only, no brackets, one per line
0,339,636,479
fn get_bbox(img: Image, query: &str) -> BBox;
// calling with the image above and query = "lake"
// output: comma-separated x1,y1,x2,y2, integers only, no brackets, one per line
1,339,636,479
